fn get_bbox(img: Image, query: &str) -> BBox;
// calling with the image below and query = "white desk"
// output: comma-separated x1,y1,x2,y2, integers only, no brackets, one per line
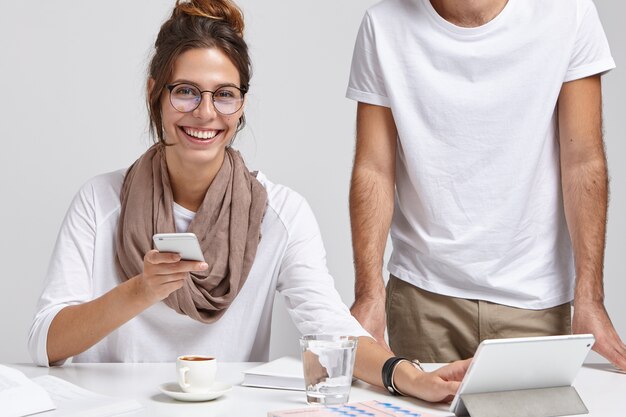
11,362,624,417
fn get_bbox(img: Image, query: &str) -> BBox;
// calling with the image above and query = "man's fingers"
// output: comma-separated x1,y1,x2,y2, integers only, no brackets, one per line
573,303,626,371
351,301,390,353
379,338,393,354
383,342,393,354
600,340,626,372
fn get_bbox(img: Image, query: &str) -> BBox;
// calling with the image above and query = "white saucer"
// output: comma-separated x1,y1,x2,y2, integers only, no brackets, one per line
159,382,232,402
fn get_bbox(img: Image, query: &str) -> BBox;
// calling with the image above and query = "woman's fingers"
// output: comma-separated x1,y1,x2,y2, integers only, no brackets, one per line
149,260,208,275
426,377,461,403
144,249,180,264
137,250,208,302
144,250,208,275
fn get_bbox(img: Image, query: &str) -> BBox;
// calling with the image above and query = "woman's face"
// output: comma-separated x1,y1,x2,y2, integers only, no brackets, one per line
160,47,244,172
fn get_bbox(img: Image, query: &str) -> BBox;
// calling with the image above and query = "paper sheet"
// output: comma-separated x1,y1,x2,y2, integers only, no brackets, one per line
0,364,56,417
32,375,143,417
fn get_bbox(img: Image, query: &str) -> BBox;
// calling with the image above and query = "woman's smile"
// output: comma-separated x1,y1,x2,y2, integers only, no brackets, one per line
180,126,223,145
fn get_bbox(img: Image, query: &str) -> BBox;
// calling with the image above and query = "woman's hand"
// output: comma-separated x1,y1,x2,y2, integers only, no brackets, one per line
432,358,472,384
395,358,472,403
133,249,208,304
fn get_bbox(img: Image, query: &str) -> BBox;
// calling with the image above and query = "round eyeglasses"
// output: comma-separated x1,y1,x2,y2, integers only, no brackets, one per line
166,83,246,115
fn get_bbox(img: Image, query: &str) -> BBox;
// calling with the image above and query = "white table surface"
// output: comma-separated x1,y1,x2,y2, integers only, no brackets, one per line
10,362,624,417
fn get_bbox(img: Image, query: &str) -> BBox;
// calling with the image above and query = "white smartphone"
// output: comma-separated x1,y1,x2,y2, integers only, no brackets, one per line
152,233,205,262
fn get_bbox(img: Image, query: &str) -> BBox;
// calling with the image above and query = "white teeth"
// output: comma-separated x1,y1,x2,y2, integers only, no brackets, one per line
184,128,218,140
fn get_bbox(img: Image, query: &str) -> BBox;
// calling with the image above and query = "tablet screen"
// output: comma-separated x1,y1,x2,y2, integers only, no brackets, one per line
450,334,594,416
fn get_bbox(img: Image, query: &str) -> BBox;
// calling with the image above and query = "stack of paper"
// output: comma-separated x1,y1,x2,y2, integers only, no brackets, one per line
0,364,143,417
242,356,305,391
0,365,55,417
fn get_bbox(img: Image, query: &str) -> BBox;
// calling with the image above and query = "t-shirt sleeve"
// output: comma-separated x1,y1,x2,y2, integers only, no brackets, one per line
275,194,370,339
346,12,391,107
28,182,97,367
564,0,615,82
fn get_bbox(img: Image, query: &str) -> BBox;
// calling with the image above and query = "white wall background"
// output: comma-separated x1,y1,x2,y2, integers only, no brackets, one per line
0,0,623,364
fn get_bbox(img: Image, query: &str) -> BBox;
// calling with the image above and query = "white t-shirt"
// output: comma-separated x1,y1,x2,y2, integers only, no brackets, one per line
347,0,614,309
29,170,368,366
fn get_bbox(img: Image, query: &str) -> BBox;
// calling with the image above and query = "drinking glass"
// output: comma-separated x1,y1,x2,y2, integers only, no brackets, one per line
299,335,358,405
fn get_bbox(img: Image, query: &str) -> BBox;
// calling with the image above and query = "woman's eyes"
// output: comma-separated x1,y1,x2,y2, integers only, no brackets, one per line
215,89,236,99
175,87,198,96
172,85,239,99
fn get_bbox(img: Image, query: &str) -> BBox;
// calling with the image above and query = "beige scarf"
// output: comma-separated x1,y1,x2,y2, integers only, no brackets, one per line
115,144,267,323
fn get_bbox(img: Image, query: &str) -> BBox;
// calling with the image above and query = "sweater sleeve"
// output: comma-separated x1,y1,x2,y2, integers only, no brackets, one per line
275,192,370,339
28,181,98,367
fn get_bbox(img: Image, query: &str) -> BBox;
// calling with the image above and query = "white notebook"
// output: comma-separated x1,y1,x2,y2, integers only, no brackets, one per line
242,356,305,391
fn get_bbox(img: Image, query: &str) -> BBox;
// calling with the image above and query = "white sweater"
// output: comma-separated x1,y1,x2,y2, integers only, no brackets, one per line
29,170,367,366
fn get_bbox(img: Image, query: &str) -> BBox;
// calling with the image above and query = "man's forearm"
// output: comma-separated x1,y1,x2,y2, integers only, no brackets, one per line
350,102,398,302
558,75,608,305
561,155,608,304
350,163,395,297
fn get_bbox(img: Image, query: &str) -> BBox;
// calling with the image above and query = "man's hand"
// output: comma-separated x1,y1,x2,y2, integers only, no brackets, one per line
351,294,392,353
573,301,626,371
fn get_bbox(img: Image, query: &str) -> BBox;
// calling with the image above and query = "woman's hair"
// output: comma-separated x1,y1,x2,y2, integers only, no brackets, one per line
147,0,250,144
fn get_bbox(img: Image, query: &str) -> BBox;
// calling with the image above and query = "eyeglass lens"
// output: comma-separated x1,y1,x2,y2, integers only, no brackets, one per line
169,84,244,115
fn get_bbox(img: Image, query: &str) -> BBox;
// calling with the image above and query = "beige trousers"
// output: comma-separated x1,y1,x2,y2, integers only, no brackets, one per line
386,275,572,362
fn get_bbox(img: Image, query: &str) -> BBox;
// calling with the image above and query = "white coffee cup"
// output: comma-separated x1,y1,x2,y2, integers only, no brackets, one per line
176,355,217,393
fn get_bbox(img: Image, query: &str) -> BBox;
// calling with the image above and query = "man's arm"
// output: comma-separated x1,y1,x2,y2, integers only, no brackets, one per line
349,102,397,351
558,74,626,370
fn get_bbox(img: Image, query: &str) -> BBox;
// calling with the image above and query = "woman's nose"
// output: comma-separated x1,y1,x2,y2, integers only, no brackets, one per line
192,93,218,119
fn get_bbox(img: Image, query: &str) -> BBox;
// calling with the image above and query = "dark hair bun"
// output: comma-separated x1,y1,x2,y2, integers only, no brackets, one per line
175,0,244,36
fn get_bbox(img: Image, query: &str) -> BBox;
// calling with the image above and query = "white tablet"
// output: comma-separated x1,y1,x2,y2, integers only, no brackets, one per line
450,334,595,416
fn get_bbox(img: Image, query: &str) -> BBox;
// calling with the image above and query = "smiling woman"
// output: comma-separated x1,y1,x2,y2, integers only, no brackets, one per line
26,0,469,403
155,47,247,206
